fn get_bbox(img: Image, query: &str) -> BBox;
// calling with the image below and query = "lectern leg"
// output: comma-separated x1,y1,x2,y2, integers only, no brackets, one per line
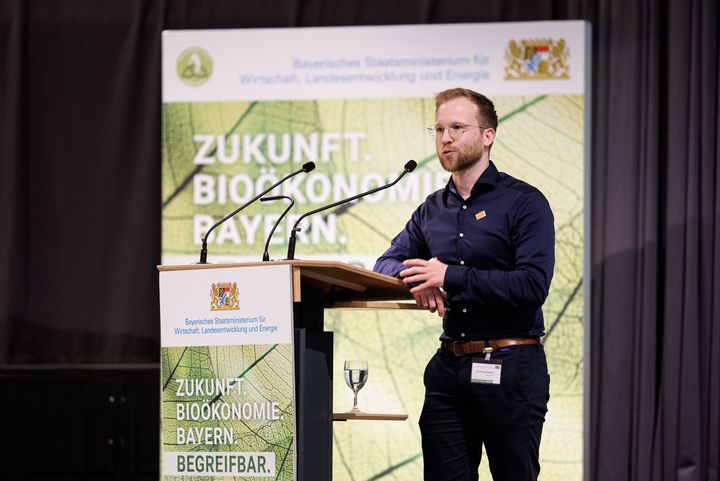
294,328,333,481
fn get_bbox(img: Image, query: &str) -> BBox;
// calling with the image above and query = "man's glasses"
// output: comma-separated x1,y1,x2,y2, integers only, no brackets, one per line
427,123,492,140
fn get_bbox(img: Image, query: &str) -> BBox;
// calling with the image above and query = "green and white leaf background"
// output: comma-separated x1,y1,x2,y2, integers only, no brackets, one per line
162,344,295,480
162,95,584,480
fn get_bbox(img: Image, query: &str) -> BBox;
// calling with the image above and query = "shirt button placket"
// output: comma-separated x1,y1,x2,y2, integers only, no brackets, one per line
457,202,468,267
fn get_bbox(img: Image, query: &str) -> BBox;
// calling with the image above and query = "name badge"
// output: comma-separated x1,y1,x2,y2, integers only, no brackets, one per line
470,357,502,385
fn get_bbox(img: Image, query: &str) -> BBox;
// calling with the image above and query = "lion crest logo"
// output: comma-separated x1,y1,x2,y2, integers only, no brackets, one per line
504,39,570,80
210,282,240,311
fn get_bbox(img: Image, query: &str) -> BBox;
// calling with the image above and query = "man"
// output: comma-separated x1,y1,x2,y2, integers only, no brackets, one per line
374,88,554,481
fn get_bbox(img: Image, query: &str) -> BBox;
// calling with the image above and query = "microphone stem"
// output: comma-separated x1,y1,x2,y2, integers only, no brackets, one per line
199,167,304,264
286,168,411,260
200,241,208,264
287,230,298,262
262,196,294,262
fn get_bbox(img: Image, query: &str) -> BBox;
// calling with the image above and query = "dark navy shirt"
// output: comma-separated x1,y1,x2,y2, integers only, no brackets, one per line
373,161,555,340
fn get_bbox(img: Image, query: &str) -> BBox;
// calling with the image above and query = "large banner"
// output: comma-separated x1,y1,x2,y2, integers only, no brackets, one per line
162,21,588,481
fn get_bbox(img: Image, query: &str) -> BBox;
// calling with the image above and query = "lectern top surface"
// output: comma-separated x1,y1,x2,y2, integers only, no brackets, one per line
158,260,414,303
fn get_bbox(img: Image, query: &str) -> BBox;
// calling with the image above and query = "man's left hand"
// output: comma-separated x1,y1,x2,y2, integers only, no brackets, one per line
399,258,448,292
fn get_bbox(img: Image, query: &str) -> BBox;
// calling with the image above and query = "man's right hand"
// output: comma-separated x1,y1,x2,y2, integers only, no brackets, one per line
411,286,445,317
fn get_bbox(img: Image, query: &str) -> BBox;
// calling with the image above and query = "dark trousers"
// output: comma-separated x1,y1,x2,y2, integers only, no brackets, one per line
419,344,550,481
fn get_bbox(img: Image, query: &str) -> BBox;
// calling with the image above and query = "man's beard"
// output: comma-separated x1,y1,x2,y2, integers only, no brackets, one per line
438,141,485,173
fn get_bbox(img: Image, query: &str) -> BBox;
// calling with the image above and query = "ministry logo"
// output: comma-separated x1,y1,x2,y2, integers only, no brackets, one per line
177,47,213,86
504,39,570,80
210,282,240,311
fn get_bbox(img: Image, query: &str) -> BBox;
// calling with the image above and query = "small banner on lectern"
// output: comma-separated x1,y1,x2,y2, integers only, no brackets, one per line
159,264,295,480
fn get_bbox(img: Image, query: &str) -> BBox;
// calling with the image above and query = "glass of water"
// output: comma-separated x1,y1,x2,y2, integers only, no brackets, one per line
344,360,368,413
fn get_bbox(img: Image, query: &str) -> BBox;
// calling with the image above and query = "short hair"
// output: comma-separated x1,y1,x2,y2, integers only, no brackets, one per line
434,88,498,131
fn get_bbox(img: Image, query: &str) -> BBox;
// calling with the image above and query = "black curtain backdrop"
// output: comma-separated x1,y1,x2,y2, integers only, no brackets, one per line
0,0,718,480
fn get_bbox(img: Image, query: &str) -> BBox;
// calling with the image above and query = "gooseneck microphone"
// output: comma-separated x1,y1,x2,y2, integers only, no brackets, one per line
286,160,417,260
198,162,315,263
260,195,295,262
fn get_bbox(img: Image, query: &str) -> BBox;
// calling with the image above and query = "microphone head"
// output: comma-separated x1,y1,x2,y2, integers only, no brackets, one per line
302,162,316,173
404,160,417,172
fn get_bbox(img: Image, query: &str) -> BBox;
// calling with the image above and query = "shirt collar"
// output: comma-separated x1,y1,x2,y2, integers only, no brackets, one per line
444,160,499,201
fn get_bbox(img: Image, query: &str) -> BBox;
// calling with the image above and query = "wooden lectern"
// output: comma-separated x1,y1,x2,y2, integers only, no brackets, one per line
158,260,415,481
